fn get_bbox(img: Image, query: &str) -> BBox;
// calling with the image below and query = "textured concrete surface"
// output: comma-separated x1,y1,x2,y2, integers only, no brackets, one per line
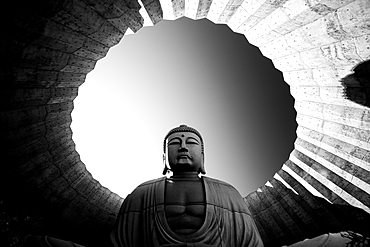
1,0,369,246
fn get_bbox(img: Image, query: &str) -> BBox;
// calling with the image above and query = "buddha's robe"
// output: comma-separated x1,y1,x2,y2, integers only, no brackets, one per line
110,176,264,247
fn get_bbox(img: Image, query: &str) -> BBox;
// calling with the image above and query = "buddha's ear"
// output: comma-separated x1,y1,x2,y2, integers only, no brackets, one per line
200,153,206,174
162,153,168,175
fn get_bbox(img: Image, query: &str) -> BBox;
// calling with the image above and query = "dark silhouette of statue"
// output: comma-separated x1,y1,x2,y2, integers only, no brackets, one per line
110,125,264,247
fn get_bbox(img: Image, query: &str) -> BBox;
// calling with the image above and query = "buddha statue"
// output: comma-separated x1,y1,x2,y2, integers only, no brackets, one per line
110,124,264,247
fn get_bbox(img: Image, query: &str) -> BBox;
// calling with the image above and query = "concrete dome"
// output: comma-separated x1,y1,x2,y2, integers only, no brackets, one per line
1,0,369,246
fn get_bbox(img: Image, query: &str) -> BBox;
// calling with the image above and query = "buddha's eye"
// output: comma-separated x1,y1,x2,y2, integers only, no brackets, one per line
187,141,197,144
186,139,199,145
168,140,180,145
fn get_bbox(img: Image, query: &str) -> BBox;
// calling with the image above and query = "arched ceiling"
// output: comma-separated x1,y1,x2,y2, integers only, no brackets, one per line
1,0,369,246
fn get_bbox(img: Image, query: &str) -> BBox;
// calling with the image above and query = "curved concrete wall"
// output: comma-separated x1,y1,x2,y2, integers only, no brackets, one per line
1,0,369,246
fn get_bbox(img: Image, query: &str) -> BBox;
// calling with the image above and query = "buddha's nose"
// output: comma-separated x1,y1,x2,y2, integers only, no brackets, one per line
179,143,188,151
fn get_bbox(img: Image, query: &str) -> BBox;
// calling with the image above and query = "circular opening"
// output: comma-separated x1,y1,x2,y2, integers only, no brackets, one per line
71,17,297,197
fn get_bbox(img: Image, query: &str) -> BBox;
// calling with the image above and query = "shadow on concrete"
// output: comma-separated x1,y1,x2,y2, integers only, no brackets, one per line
341,60,370,108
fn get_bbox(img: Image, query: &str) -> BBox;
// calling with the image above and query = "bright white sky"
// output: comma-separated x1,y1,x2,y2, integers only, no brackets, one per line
71,17,296,198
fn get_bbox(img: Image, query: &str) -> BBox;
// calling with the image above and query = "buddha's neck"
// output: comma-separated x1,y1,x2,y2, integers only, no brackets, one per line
170,171,200,180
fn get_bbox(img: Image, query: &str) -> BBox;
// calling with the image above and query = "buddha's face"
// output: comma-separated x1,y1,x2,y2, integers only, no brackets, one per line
166,131,204,174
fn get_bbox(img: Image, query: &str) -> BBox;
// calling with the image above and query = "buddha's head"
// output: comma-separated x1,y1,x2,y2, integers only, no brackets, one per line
163,125,206,175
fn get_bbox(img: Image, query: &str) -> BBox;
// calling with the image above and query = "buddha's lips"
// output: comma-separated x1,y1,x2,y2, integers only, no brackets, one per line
177,154,192,159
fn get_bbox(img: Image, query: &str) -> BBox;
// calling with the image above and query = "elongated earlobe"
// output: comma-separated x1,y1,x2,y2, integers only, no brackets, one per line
162,153,168,175
200,154,206,174
162,166,168,175
200,166,206,174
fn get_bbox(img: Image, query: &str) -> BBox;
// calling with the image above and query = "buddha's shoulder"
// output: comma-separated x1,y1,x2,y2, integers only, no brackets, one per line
124,177,165,203
203,176,236,189
130,177,165,193
203,176,243,197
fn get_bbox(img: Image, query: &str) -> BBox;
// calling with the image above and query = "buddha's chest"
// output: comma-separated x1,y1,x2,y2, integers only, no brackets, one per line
164,179,206,234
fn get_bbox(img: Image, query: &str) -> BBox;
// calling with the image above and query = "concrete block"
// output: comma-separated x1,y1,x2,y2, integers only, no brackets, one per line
46,102,74,117
49,140,76,164
56,72,86,87
184,0,199,19
319,39,363,67
48,87,78,104
54,151,81,175
0,106,46,131
272,53,308,72
259,36,297,59
263,187,303,242
283,69,316,87
63,161,87,184
247,19,281,46
11,68,59,88
83,179,102,201
235,15,262,35
270,179,321,233
73,48,105,60
284,28,317,52
264,7,300,34
88,21,124,47
42,176,70,199
46,122,72,144
205,0,228,23
226,5,250,31
254,192,289,244
322,103,370,129
17,152,53,178
296,126,324,142
290,86,322,102
312,65,353,86
282,0,328,27
287,153,349,205
7,138,49,165
25,164,61,190
217,0,245,24
40,19,86,48
295,101,324,119
31,32,81,54
53,0,105,35
48,187,79,213
0,89,51,111
241,0,283,19
109,9,144,33
62,55,97,74
300,48,333,69
19,45,70,70
4,122,46,145
71,172,94,195
92,0,131,19
337,0,370,37
159,0,176,20
354,34,370,60
172,0,185,19
94,209,112,226
141,0,163,24
324,121,370,144
99,192,119,213
284,175,343,230
81,36,110,55
89,187,106,207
